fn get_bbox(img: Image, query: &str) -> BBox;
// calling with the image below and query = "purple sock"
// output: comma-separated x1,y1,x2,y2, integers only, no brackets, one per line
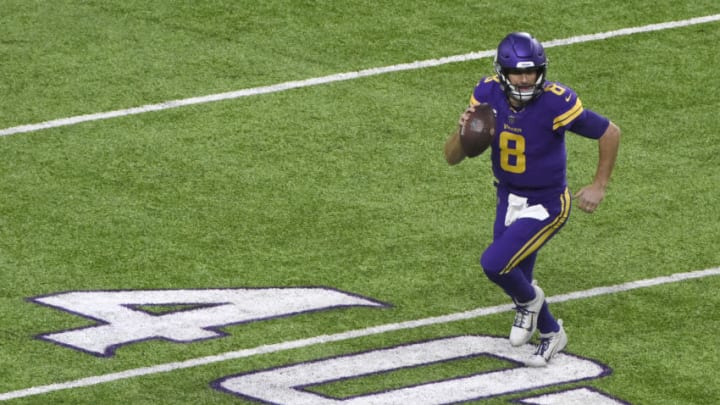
486,268,536,303
537,302,560,334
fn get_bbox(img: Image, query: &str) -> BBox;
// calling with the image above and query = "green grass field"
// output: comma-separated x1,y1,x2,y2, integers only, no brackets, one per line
1,1,719,404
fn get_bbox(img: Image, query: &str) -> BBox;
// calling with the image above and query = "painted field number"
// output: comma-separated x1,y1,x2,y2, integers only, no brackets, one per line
214,335,624,404
30,288,386,356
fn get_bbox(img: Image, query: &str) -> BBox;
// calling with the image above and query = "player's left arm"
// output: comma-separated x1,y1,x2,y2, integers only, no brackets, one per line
574,120,621,213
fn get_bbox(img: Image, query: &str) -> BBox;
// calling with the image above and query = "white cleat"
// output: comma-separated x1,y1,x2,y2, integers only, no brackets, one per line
509,284,545,347
525,319,568,367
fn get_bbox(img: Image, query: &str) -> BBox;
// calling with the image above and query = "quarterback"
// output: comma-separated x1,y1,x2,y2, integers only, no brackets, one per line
444,32,620,366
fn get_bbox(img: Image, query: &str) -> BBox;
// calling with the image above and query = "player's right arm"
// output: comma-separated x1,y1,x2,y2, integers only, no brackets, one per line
444,103,483,165
444,77,494,165
444,128,466,165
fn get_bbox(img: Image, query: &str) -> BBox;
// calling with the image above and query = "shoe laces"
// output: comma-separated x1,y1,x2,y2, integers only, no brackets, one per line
512,306,533,330
534,337,551,356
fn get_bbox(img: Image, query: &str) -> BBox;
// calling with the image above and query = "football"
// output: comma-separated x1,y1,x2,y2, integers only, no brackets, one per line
459,103,495,157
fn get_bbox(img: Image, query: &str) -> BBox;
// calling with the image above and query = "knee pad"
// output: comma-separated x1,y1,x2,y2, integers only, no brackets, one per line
480,250,505,280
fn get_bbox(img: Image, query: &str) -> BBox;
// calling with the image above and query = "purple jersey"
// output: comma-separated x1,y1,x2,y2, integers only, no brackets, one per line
470,76,609,196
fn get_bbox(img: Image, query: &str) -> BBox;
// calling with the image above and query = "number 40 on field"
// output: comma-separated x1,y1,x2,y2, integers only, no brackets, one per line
30,288,628,404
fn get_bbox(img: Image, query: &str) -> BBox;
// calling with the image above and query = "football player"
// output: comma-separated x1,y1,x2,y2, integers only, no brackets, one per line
444,32,620,366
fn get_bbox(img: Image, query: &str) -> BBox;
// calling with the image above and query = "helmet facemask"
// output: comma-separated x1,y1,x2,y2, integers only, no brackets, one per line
494,64,547,105
493,32,548,106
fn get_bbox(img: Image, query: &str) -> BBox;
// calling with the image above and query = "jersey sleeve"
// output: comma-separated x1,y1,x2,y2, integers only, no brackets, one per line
568,108,610,139
470,76,499,105
544,82,609,138
546,84,583,131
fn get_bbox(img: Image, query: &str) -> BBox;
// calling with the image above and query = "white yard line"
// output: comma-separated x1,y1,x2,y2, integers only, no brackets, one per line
1,14,719,138
1,266,718,401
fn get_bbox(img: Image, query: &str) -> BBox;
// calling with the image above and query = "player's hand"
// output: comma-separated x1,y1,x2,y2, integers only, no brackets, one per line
574,184,605,213
458,104,479,127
